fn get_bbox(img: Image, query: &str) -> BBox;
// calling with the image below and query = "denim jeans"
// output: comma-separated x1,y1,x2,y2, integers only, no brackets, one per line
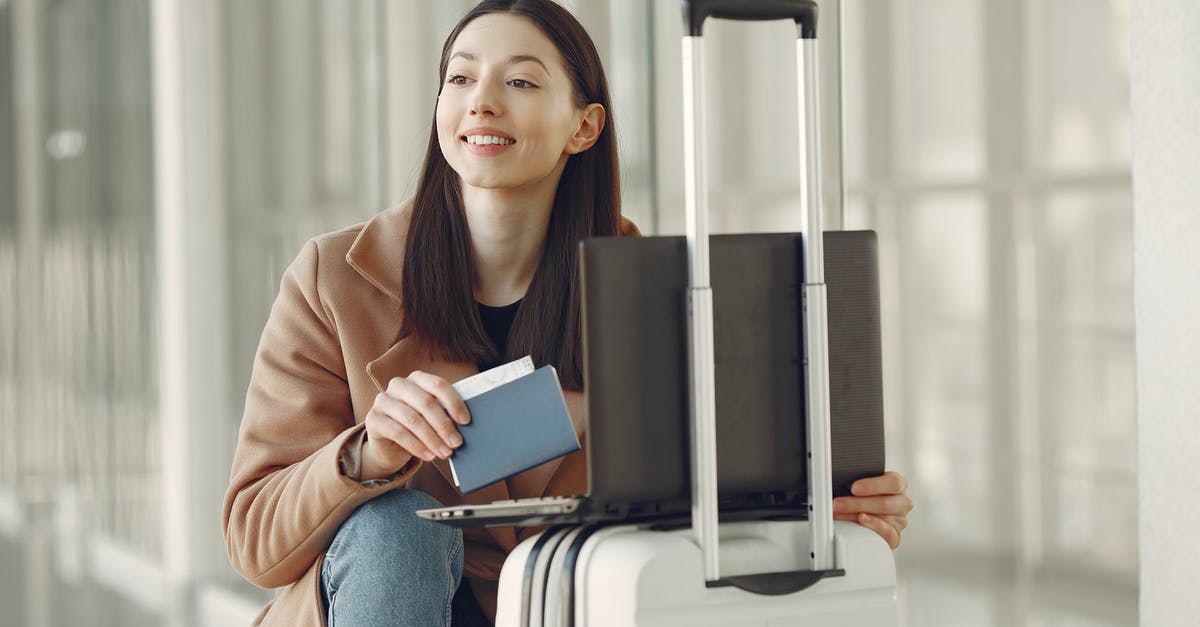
320,488,493,626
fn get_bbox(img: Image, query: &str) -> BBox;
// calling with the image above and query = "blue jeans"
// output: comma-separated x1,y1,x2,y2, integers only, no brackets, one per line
320,488,492,626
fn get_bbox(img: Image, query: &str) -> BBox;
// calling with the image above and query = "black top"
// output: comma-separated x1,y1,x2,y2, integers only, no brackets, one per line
477,299,521,371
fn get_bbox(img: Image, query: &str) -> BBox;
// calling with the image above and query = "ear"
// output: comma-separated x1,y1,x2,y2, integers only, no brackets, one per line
565,103,606,155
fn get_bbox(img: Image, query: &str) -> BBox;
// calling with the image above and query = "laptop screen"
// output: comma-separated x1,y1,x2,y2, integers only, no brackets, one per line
580,232,884,509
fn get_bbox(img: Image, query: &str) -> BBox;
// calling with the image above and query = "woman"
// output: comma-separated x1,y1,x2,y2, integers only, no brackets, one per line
222,1,913,625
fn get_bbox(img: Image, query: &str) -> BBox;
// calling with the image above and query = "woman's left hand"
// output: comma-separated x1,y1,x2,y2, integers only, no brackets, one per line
832,470,913,550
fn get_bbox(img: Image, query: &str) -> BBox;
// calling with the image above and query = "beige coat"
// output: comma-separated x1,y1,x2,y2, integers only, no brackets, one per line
222,202,638,625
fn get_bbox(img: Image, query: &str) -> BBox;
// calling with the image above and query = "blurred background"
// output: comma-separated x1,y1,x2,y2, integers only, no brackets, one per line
0,0,1135,625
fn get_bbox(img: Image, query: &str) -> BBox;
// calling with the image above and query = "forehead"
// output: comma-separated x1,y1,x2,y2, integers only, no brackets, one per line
449,13,564,70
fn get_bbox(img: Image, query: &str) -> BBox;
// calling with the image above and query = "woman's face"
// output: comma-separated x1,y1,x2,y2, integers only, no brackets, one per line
436,13,594,194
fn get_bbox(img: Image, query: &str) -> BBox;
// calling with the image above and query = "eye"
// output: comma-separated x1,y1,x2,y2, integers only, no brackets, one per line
508,78,538,89
446,74,471,86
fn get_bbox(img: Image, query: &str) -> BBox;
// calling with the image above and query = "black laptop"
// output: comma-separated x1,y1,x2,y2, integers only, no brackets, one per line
415,232,885,528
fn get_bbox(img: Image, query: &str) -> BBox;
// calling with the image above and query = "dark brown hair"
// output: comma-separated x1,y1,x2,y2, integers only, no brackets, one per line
400,0,621,391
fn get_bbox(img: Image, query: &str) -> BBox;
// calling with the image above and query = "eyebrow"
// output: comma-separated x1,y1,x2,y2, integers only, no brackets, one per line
448,51,551,76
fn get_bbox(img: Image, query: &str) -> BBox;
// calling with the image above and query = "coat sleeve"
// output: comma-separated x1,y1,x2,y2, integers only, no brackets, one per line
221,238,419,589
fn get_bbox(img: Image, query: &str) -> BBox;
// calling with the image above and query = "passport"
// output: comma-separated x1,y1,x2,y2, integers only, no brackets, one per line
449,364,580,494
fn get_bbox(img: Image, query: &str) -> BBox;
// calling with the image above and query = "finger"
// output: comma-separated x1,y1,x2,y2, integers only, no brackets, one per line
366,409,434,462
859,513,901,550
388,378,462,455
833,512,906,532
407,371,471,426
833,494,912,517
377,391,455,459
851,470,908,497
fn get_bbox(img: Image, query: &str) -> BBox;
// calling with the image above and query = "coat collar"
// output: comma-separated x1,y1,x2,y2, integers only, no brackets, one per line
349,202,573,521
345,202,412,304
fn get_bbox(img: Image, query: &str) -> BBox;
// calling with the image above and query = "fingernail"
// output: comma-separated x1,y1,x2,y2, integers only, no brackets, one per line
859,513,871,523
421,451,434,461
439,446,452,458
833,500,846,513
851,483,863,496
459,414,471,425
450,435,463,447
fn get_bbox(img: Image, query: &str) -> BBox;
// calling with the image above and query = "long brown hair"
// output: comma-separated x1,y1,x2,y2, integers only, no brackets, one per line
400,0,621,391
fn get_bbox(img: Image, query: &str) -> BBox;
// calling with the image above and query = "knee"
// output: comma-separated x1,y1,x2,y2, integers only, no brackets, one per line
322,490,463,624
330,489,462,568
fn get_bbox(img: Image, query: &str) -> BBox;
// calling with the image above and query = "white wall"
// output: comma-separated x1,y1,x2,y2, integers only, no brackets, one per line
1131,1,1200,624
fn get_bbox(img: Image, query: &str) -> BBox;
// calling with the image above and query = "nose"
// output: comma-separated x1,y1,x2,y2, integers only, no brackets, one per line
470,81,500,117
470,97,497,116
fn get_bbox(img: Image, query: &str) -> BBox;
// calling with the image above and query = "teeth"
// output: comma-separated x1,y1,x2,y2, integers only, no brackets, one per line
466,135,515,146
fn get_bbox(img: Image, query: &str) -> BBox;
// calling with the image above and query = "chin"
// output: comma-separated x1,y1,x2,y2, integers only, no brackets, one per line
457,172,517,190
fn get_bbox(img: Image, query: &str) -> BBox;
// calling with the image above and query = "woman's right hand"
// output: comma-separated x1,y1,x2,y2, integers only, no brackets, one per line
360,371,471,481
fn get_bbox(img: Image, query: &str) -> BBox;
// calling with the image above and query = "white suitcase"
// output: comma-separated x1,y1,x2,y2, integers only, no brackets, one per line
496,1,898,624
496,520,896,627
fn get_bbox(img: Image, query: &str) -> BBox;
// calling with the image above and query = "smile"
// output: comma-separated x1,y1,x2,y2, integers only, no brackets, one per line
464,135,516,146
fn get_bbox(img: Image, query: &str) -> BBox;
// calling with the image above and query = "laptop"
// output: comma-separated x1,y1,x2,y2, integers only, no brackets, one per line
415,232,885,528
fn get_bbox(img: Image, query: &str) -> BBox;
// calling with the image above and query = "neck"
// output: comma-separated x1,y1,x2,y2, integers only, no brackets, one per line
462,183,557,307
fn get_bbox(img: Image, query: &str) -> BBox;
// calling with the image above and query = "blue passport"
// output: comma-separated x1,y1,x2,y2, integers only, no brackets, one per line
450,365,580,494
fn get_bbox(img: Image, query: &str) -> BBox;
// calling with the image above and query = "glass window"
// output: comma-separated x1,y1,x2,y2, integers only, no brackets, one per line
1030,0,1132,174
845,0,1136,622
5,0,162,624
894,0,986,182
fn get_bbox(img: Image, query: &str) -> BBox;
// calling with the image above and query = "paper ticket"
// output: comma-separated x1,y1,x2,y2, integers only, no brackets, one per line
452,355,535,401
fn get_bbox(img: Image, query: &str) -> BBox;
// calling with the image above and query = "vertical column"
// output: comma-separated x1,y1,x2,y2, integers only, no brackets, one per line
151,0,230,623
982,1,1028,624
274,0,313,233
1131,2,1200,625
360,0,383,215
860,0,908,485
12,2,49,625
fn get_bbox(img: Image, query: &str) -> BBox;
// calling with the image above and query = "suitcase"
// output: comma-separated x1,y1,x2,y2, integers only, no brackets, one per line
496,520,896,626
495,1,898,624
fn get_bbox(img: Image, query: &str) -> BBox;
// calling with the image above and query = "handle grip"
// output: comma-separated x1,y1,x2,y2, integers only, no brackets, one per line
682,0,818,38
712,567,846,595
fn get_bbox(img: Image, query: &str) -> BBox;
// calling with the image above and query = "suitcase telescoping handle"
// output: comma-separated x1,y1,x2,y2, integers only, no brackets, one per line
681,0,841,593
683,0,818,37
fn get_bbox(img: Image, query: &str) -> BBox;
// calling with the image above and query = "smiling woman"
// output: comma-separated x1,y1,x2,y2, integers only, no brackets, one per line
220,1,625,626
402,3,619,382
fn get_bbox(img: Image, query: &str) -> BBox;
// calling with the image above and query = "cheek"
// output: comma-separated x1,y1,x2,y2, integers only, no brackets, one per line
525,106,576,153
545,115,582,156
435,97,457,148
434,106,456,157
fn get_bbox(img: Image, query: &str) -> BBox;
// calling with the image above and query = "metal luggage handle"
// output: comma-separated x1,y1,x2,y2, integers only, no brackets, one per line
680,0,839,593
683,0,818,38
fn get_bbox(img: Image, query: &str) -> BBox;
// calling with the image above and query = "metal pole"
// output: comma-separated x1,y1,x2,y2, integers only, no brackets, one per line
682,34,720,583
799,36,835,571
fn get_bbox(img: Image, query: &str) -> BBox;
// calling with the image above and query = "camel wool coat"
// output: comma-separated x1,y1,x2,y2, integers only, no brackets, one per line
222,202,639,625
